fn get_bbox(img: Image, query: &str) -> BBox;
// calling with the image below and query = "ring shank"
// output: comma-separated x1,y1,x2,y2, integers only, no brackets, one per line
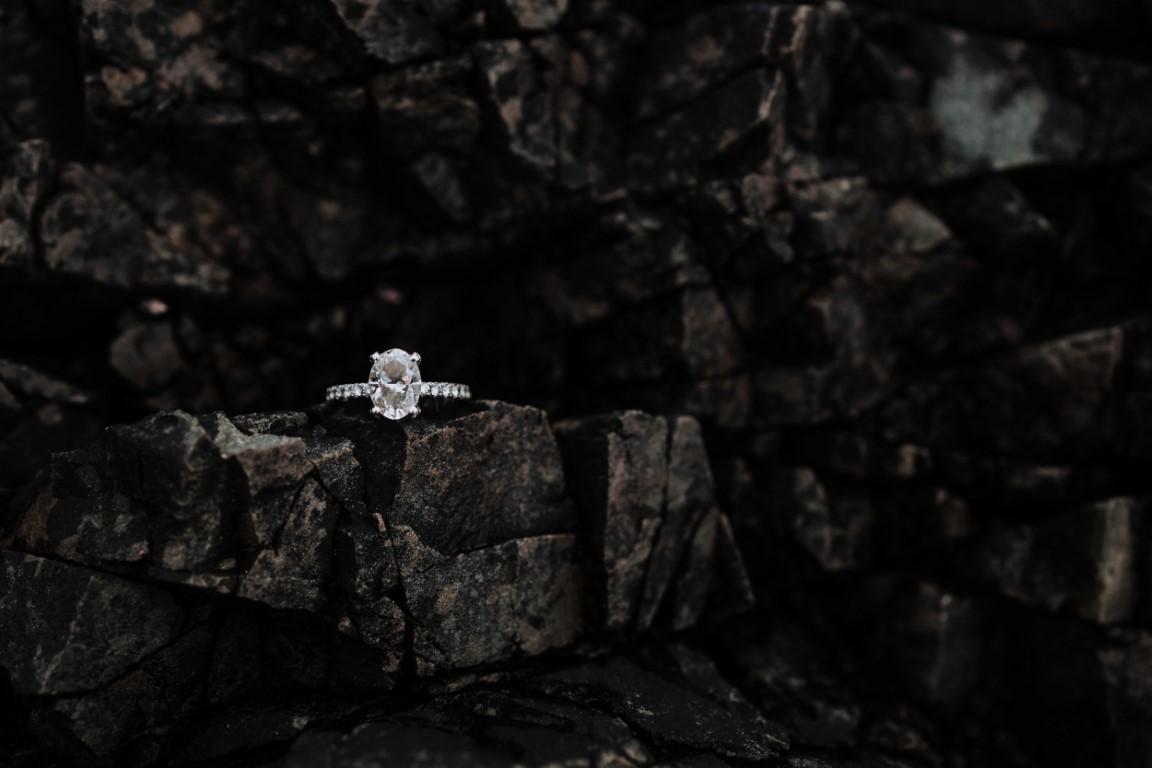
325,382,471,401
419,382,472,399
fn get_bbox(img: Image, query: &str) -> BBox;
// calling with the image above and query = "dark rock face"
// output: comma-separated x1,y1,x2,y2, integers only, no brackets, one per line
555,412,751,633
957,496,1144,624
1,402,747,760
278,642,789,768
4,0,1152,766
0,359,102,497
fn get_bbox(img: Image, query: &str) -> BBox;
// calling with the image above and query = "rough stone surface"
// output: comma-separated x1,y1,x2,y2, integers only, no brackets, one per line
4,0,1152,766
555,412,752,634
0,552,182,697
276,642,788,768
1,402,745,761
958,496,1145,625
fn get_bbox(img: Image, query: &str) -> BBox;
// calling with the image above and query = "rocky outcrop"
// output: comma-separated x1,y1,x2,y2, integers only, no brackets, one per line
4,0,1152,766
0,401,749,761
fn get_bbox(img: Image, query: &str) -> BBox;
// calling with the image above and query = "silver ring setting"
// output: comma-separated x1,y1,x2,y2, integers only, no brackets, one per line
325,348,471,420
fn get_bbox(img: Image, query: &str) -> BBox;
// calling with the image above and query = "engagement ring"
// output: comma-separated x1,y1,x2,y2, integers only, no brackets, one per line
325,348,471,420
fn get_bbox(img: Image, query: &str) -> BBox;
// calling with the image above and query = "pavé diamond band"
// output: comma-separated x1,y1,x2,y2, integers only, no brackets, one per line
325,348,471,420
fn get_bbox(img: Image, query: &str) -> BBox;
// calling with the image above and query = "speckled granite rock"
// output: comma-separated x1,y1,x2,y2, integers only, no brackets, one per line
0,359,102,500
0,401,748,761
274,642,790,768
555,412,751,633
5,0,1152,766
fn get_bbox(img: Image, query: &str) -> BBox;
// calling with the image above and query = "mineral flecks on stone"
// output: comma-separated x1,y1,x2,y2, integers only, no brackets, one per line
0,401,748,761
957,497,1144,625
166,620,945,768
0,359,103,501
555,411,753,634
6,0,1152,766
274,642,788,768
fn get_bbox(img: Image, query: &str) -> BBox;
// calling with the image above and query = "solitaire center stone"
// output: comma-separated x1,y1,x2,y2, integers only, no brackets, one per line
369,349,422,420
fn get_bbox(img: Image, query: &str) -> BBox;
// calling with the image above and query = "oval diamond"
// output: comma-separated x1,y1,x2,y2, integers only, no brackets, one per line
369,349,422,420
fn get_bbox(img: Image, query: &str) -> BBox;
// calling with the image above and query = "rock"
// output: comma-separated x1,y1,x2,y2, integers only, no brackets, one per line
105,410,231,571
6,0,1152,765
785,749,929,768
321,400,585,673
634,4,790,119
324,400,575,554
713,615,861,750
39,163,230,294
76,0,244,124
858,0,1143,45
555,411,754,632
786,430,872,479
707,511,756,619
767,468,872,572
473,38,563,178
1001,611,1152,767
278,641,788,767
237,475,340,611
40,622,213,760
170,696,346,766
838,577,984,713
958,496,1145,624
950,326,1123,459
572,286,743,396
0,6,82,149
286,723,515,768
635,4,834,141
0,551,208,761
0,551,183,697
392,527,584,674
202,612,262,704
0,140,53,271
0,359,101,501
527,208,711,329
473,34,619,190
2,401,743,761
203,412,312,495
630,68,786,190
638,417,715,629
842,13,1152,183
231,411,311,436
409,152,473,224
370,56,481,158
525,645,788,762
325,0,444,65
938,176,1058,261
555,411,668,631
274,183,400,282
109,320,186,390
929,455,1130,518
484,0,568,32
12,446,148,566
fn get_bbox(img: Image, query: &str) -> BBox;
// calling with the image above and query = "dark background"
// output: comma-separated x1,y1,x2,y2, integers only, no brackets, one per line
2,0,1152,765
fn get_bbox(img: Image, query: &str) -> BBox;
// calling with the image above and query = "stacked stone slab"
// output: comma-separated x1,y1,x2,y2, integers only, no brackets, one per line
0,400,750,762
4,0,1152,766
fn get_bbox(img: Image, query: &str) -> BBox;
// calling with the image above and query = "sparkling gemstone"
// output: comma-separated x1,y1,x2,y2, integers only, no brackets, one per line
369,349,422,420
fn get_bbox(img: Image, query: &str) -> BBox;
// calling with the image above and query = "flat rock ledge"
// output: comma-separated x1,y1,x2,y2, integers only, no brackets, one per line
0,400,751,763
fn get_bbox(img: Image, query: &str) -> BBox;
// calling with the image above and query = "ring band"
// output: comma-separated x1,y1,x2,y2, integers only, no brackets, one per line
325,348,470,420
324,382,471,400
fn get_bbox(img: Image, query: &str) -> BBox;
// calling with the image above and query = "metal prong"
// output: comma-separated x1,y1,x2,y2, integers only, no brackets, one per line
370,352,382,361
410,406,421,419
370,406,383,417
411,352,422,363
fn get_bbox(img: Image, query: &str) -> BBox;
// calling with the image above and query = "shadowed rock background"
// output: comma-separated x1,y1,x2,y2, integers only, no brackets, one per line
2,0,1152,766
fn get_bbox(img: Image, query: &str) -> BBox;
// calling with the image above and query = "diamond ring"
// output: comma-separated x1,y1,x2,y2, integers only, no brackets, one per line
325,348,471,420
